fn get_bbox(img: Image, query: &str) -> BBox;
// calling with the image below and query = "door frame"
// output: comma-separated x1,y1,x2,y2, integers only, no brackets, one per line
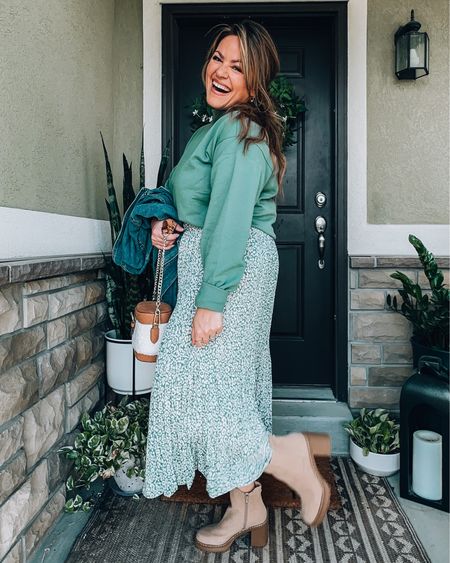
161,2,348,403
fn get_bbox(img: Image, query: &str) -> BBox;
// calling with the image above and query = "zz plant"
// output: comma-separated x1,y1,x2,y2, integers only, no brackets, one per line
344,408,400,456
386,234,449,351
58,396,149,512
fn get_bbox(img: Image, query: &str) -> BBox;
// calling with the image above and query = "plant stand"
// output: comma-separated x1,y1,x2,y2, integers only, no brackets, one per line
130,353,138,401
105,329,156,400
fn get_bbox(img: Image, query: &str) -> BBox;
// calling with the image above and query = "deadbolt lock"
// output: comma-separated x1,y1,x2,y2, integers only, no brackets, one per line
315,192,327,208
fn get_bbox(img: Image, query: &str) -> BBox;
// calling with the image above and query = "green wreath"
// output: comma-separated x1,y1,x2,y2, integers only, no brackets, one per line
188,75,306,151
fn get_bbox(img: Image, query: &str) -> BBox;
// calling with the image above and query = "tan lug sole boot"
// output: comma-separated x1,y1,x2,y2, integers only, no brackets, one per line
264,432,331,527
194,480,268,553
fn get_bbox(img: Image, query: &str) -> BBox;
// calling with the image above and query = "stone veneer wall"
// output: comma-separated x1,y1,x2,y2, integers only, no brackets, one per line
0,254,108,561
348,255,449,411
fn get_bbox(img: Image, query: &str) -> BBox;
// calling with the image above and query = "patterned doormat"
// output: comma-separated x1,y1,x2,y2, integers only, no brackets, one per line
160,457,341,510
66,458,431,563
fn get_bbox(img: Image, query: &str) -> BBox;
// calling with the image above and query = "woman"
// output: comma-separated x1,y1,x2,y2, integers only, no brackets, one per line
142,20,331,553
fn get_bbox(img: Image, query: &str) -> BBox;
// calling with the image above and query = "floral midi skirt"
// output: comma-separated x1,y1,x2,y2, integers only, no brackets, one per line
142,223,279,499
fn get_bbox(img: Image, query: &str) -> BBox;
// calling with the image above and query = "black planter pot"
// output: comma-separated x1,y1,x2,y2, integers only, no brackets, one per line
410,335,449,371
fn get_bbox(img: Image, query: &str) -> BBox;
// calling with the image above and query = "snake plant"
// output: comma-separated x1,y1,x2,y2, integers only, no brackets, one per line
100,133,171,340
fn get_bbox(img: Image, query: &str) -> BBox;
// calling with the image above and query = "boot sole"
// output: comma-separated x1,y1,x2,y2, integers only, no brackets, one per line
302,432,331,527
194,518,268,553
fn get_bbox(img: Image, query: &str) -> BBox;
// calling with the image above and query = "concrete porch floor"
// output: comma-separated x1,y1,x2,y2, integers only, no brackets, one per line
28,461,449,563
385,471,449,563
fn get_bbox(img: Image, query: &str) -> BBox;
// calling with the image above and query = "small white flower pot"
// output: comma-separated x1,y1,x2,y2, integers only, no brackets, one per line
105,329,156,395
349,438,400,477
113,457,144,494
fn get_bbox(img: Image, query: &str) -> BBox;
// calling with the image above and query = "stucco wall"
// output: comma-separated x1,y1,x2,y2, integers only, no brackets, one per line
367,1,449,224
112,0,144,215
0,0,143,222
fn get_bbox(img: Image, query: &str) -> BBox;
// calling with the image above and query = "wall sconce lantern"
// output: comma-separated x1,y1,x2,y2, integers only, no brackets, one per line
394,9,429,79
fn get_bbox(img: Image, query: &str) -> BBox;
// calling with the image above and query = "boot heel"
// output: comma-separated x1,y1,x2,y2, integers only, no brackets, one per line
302,433,331,527
303,432,331,458
250,520,268,547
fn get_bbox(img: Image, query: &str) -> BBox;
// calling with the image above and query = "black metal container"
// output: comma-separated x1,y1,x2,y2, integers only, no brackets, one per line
399,355,449,512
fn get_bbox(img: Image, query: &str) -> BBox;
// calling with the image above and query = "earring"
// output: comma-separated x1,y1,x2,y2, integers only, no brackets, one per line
250,96,255,104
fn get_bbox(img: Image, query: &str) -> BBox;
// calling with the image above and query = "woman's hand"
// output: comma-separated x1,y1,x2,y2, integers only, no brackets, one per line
192,308,223,347
151,218,184,250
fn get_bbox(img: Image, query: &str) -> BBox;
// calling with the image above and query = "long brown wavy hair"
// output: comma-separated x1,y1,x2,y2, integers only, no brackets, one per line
201,20,287,193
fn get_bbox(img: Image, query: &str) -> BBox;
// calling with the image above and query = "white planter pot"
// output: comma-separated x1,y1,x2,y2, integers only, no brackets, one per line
105,329,156,395
113,457,144,494
349,438,400,477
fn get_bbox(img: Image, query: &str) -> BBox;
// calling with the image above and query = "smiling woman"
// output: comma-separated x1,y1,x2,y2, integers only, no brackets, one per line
205,36,253,104
200,22,287,192
142,19,331,554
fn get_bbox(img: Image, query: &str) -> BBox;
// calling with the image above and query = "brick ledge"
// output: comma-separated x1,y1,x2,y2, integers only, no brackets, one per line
0,253,111,286
349,255,449,269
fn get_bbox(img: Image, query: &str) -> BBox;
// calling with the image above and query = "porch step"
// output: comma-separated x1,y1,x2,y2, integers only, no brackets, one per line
272,400,353,455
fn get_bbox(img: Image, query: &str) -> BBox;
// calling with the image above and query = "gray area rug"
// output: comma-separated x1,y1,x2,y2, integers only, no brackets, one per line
66,457,431,562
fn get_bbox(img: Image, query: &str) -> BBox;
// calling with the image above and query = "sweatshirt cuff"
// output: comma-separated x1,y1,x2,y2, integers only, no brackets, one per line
195,281,229,312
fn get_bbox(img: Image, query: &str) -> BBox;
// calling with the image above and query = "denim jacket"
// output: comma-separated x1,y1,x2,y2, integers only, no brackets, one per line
112,186,180,308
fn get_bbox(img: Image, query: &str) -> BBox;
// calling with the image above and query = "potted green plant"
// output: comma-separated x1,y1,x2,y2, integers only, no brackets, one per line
344,408,400,476
58,395,149,512
386,234,449,371
101,133,171,394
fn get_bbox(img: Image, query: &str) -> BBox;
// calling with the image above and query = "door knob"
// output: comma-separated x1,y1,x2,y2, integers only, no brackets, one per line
314,216,327,269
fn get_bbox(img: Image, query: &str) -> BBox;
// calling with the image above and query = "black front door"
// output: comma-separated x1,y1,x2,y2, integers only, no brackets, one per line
269,19,334,388
162,4,347,398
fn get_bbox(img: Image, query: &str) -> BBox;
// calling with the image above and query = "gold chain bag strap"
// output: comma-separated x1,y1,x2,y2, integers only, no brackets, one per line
130,218,177,362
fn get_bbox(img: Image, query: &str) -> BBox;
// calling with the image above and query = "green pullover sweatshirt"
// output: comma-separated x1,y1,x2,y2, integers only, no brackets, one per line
165,108,278,312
